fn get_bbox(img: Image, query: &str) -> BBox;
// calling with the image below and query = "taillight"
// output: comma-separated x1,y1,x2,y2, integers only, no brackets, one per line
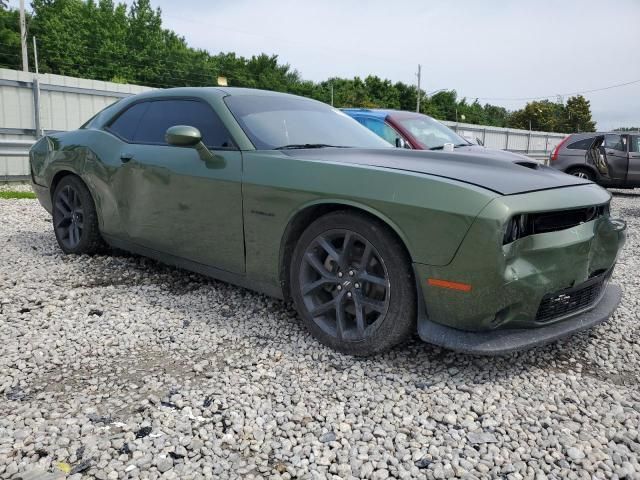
551,136,571,162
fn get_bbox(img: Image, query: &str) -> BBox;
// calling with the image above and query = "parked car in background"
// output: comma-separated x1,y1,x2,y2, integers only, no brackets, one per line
342,108,533,163
30,88,626,356
549,132,640,188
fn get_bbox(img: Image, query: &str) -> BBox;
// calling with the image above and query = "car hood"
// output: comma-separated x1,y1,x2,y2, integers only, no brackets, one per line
284,148,591,195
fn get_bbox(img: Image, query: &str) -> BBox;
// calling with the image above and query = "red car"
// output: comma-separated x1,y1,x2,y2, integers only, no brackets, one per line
343,108,537,164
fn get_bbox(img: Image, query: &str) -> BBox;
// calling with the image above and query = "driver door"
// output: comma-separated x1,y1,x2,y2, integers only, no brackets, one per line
602,134,629,183
107,98,245,274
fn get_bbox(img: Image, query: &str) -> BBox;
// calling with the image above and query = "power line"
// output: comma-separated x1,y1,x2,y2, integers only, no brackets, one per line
475,79,640,102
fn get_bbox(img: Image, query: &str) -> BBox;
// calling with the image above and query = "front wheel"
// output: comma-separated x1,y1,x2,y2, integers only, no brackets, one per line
290,211,416,356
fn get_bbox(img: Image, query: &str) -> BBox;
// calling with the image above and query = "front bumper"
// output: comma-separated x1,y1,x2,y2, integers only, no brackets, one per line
414,184,626,353
417,283,622,355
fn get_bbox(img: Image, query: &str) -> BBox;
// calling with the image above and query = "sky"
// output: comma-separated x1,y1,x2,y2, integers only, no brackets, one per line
11,0,640,130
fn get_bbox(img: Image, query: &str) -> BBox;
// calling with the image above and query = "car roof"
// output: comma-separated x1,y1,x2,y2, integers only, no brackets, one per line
342,108,434,121
131,86,316,100
341,108,389,120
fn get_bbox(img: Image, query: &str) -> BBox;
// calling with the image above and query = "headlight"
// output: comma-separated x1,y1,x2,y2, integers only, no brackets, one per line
503,214,529,244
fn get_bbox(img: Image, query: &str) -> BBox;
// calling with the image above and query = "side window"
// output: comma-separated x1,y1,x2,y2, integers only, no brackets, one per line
604,134,627,152
361,118,401,145
108,102,150,141
134,99,236,149
630,136,639,153
566,138,594,150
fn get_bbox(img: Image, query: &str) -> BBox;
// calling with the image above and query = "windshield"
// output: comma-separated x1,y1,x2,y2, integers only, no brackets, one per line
396,115,469,150
224,95,391,150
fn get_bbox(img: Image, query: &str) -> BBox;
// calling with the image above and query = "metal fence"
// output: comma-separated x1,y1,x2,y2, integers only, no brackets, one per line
0,68,152,180
442,121,566,158
1,67,567,181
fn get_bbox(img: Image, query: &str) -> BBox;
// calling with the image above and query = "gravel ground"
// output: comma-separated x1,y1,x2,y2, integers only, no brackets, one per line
0,183,32,193
1,192,639,480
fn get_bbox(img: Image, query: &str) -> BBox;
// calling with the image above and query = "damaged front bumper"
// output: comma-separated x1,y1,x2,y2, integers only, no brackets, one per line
414,184,627,355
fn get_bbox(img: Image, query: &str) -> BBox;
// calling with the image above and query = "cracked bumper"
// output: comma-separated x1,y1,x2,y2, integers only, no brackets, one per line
417,283,622,355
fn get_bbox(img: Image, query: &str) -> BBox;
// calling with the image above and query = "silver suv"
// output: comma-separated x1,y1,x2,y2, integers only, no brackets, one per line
548,132,640,188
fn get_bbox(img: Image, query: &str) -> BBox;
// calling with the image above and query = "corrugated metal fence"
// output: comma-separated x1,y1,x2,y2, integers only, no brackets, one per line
1,67,567,180
0,68,152,180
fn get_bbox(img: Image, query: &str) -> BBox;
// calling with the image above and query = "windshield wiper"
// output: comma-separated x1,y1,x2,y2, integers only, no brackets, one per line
274,143,348,150
429,143,470,150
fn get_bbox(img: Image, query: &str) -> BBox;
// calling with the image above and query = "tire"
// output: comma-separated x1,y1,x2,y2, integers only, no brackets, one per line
290,210,416,356
568,167,594,181
52,175,105,255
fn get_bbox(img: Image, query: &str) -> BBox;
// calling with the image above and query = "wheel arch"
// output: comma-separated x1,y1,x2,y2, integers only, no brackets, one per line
565,164,598,180
278,199,415,301
50,169,81,200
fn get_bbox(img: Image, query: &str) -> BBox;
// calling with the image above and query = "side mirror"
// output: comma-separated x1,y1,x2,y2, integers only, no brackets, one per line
395,137,410,149
165,125,202,147
165,125,214,161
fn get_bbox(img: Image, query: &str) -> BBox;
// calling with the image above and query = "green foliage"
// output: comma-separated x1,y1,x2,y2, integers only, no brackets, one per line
0,190,37,199
508,95,596,133
0,0,596,133
0,7,20,69
563,95,596,132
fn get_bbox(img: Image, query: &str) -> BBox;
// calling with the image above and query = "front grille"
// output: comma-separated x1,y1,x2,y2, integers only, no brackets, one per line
535,273,608,323
529,205,609,235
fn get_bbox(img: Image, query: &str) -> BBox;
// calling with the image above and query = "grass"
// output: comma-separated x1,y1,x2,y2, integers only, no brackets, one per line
0,191,37,199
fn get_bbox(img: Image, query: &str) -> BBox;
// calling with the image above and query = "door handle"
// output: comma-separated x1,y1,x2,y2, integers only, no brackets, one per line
120,152,134,163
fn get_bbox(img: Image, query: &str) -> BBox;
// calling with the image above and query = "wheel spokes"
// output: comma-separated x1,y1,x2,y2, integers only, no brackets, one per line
358,295,386,313
300,229,390,342
302,277,335,295
317,236,341,264
359,272,388,287
304,252,333,278
54,185,84,249
335,293,346,340
353,295,366,337
310,297,337,317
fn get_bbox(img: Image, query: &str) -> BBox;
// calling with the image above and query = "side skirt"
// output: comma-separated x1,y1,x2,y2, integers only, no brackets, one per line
102,234,284,300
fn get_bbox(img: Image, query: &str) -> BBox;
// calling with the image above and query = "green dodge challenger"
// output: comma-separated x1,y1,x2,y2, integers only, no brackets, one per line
29,87,627,356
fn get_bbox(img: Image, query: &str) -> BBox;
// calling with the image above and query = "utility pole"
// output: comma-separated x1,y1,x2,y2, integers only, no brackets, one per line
330,83,334,107
19,0,28,72
33,36,42,138
416,64,421,112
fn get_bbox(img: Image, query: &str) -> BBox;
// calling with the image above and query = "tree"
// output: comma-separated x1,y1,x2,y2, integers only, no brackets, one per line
508,100,565,132
563,95,596,132
0,7,21,69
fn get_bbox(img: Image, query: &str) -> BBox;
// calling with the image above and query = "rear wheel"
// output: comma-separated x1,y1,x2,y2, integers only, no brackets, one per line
568,167,594,181
52,175,104,254
290,211,416,356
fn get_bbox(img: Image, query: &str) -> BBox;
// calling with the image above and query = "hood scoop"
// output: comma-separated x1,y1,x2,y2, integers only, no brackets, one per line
515,161,540,170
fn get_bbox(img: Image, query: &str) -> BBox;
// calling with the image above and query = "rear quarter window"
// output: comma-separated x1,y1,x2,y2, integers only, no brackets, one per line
566,138,594,150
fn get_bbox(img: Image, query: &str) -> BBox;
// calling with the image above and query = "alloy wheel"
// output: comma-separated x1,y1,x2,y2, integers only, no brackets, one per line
298,229,390,342
54,184,84,250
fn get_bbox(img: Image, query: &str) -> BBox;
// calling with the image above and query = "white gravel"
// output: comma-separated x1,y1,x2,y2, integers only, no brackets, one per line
1,192,639,480
0,182,32,193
